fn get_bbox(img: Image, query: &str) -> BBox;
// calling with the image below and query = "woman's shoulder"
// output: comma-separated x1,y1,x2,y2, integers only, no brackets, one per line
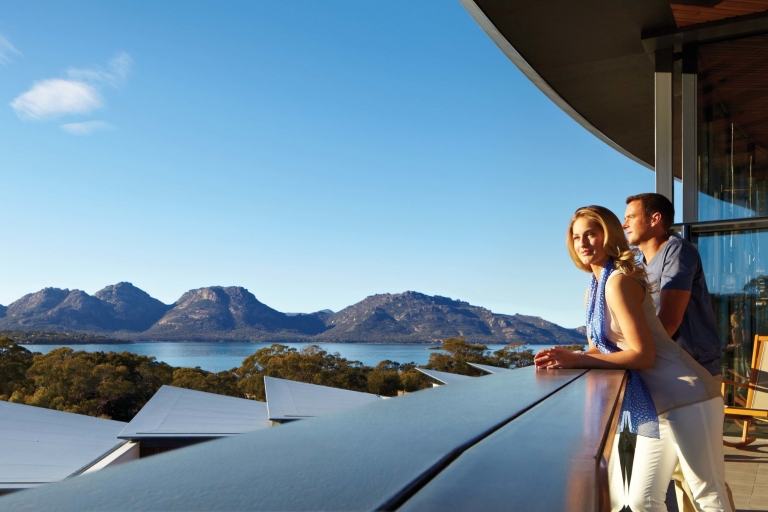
605,272,645,297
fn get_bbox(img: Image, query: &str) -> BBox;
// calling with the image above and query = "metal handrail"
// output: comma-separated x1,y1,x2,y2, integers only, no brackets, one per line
673,216,768,235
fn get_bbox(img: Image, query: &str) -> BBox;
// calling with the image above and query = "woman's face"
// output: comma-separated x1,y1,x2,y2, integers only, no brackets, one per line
572,217,608,267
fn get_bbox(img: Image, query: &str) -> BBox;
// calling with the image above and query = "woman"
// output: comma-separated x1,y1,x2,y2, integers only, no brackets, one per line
534,205,728,512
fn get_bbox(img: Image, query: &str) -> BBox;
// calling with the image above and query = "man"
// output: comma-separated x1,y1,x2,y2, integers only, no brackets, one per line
624,193,727,512
623,193,721,380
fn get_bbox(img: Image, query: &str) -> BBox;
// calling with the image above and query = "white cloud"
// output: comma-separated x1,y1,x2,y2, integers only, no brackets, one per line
10,79,102,120
60,120,113,135
67,52,133,88
0,34,21,65
10,52,132,121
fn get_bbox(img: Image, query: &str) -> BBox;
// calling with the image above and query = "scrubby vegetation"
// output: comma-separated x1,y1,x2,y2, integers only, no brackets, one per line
1,330,128,344
0,335,565,421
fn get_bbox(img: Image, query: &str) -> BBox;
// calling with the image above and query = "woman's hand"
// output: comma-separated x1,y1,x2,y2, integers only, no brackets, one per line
533,347,581,370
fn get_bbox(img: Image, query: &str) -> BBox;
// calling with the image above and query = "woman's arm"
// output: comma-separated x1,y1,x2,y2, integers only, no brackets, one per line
534,275,655,370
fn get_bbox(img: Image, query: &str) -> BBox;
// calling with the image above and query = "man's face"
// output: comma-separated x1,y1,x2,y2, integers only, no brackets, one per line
623,200,653,246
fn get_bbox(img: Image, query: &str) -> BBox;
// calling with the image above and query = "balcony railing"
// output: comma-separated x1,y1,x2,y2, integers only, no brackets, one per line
0,367,626,511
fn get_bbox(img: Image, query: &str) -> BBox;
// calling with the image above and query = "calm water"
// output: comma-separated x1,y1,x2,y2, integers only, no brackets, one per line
26,342,524,372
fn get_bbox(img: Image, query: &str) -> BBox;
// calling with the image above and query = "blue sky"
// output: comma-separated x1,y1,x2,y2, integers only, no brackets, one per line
0,1,663,328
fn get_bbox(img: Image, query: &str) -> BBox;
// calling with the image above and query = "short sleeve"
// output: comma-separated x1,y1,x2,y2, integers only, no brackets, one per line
660,240,697,291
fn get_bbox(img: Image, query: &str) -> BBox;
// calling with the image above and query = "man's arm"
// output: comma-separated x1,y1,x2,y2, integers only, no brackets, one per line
658,289,691,337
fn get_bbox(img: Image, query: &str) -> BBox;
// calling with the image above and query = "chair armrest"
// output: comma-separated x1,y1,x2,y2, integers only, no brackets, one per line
722,379,750,389
724,406,768,418
726,369,750,382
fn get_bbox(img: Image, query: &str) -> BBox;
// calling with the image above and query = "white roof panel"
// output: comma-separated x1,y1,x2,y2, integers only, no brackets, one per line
417,368,474,385
467,362,513,374
0,401,126,489
264,377,382,421
118,385,269,439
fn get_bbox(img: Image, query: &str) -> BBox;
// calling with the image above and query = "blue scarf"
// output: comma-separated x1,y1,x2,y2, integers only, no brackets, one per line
586,259,660,439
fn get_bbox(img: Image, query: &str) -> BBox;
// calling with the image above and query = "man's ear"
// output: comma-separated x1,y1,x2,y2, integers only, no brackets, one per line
649,212,663,228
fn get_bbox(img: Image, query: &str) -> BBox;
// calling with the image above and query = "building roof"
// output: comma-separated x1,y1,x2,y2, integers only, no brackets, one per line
467,362,513,374
264,376,382,422
0,401,126,490
461,1,768,172
461,0,676,170
671,1,768,27
417,368,474,384
118,385,269,440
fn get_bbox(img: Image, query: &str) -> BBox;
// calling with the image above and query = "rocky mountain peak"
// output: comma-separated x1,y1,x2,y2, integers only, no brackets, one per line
6,288,72,318
94,282,170,331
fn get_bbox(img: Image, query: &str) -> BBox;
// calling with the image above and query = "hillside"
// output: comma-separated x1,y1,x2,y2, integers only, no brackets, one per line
0,284,584,345
318,291,584,344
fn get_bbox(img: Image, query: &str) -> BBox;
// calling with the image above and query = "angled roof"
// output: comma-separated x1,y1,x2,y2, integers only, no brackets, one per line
0,401,126,490
264,377,382,422
467,362,513,374
417,368,474,385
118,385,269,440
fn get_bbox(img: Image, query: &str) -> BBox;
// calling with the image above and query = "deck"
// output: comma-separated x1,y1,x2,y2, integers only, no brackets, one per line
726,436,768,512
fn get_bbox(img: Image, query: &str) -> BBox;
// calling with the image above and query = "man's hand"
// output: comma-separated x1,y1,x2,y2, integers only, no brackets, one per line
658,289,691,337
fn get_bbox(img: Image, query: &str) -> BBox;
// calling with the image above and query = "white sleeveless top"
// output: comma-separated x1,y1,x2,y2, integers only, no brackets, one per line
603,271,721,415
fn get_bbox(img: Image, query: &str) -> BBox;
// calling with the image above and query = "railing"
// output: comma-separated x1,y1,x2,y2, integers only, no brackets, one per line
0,367,626,512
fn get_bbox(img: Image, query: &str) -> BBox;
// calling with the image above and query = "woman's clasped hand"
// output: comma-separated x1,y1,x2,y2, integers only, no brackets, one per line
533,347,581,369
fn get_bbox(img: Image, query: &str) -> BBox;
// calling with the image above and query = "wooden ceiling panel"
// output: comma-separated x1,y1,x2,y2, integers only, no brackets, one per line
671,0,768,27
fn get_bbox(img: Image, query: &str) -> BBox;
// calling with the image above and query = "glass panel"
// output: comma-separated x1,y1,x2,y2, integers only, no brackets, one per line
697,33,768,221
697,228,768,409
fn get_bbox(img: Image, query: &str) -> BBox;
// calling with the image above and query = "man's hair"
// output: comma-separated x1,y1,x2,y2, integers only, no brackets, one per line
626,193,675,231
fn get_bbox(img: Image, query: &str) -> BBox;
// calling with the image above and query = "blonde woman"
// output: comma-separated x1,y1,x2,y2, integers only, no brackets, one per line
534,205,728,512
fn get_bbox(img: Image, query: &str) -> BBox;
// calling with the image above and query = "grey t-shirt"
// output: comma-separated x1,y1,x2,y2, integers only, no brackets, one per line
644,236,721,376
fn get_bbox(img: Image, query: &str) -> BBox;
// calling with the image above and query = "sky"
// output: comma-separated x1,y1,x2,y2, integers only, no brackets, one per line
0,1,669,328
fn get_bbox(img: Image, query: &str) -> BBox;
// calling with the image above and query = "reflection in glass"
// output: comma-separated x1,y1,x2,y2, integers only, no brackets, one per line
697,33,768,221
698,228,768,405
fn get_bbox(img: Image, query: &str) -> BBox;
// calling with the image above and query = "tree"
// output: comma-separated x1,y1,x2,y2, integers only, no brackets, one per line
367,360,404,396
489,342,535,368
235,344,369,401
172,367,243,397
398,362,432,392
0,336,35,400
425,337,491,376
18,347,174,420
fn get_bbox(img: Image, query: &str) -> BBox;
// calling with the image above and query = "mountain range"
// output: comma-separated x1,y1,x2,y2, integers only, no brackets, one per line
0,283,585,345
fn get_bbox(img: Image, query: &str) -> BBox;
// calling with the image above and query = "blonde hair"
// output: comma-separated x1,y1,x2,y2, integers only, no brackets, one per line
567,205,647,284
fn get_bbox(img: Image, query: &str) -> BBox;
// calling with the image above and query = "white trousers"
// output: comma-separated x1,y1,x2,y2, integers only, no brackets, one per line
609,397,731,512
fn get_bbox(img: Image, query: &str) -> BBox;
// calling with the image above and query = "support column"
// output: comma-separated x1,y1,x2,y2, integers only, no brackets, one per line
681,44,698,223
655,48,674,201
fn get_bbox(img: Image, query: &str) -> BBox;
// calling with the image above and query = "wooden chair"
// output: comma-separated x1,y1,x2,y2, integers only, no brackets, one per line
722,335,768,448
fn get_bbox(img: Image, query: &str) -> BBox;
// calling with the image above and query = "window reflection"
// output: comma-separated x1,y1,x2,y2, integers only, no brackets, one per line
698,229,768,404
697,33,768,221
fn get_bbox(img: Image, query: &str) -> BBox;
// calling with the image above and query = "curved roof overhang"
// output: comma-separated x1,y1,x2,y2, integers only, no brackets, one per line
460,0,679,171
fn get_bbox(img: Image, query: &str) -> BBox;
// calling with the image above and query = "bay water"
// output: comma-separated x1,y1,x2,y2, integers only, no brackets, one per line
27,342,528,373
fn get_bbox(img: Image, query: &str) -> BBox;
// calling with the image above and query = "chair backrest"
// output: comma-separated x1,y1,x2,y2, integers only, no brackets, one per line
748,335,768,409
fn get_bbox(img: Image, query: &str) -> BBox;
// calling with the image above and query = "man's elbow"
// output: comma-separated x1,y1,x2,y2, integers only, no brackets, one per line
660,316,683,338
